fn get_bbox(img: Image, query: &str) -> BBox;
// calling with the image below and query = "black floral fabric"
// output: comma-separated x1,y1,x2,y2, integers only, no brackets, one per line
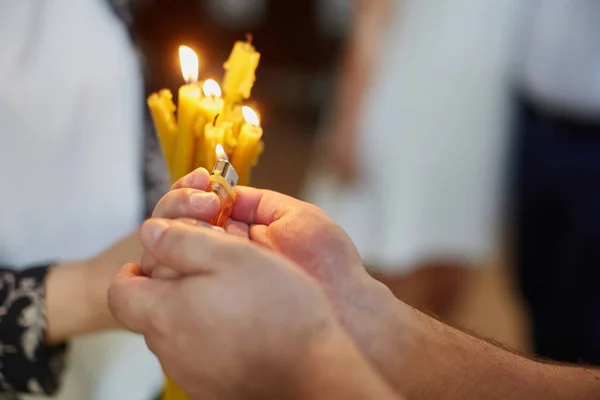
0,267,66,398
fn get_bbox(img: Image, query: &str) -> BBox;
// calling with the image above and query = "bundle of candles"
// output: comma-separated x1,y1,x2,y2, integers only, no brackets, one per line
146,38,263,400
147,36,263,187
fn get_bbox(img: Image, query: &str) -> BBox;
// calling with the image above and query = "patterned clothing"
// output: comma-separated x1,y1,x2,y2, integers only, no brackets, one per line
0,268,66,399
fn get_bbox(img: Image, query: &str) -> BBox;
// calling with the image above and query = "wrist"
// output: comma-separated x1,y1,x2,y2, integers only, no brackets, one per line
83,257,120,331
45,260,117,344
337,273,417,394
284,323,398,400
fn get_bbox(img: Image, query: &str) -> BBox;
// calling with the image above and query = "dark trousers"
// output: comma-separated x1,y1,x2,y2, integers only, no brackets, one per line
513,96,600,364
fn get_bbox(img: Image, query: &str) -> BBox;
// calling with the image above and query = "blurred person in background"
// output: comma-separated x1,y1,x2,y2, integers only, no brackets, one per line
0,0,167,399
304,0,518,317
512,1,600,365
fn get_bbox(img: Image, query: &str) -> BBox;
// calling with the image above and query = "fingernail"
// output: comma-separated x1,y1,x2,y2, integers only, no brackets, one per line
177,217,199,226
180,172,194,187
190,192,214,210
141,220,169,247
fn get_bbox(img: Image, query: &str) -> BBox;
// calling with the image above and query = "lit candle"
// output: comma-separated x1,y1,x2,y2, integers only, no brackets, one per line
193,79,225,169
172,45,202,181
222,35,260,105
231,106,263,185
199,79,224,122
147,89,177,180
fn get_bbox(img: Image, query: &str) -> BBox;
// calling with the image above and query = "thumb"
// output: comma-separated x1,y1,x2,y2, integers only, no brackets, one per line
108,263,172,335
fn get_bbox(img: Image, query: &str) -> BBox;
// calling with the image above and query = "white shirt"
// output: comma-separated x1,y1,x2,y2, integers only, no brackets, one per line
0,0,144,267
516,0,600,116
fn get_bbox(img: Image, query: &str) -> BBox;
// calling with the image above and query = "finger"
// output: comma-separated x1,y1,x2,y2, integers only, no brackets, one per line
140,218,254,276
171,168,211,190
175,218,226,233
140,250,159,277
140,220,224,277
150,264,181,280
231,187,302,226
152,189,219,221
224,219,249,238
108,263,172,335
248,224,273,248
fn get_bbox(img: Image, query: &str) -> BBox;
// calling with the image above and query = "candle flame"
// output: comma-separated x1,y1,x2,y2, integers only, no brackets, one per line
179,45,199,83
241,106,260,126
203,79,222,98
215,144,228,161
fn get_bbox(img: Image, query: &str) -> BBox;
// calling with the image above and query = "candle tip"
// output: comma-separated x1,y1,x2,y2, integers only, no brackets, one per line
246,33,253,45
213,114,220,126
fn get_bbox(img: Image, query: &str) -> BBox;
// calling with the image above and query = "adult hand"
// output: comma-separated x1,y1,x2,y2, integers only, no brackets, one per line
109,220,398,400
151,169,402,385
152,169,372,316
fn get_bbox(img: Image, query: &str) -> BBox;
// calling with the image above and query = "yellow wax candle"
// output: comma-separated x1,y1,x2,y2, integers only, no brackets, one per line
203,122,226,170
163,378,188,400
147,89,177,179
222,36,260,105
192,113,207,170
198,79,224,122
172,46,202,181
231,106,263,185
220,121,236,158
223,103,244,139
195,120,232,170
193,79,225,169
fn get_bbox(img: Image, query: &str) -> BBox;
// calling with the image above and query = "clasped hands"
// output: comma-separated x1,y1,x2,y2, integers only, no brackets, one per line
109,168,402,399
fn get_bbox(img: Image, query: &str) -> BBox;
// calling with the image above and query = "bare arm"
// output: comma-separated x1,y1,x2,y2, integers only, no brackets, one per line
360,280,600,399
288,326,402,400
333,0,394,120
328,0,394,180
45,232,142,343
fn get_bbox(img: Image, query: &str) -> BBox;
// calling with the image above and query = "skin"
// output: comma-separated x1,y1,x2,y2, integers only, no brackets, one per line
328,0,393,183
108,222,400,400
44,232,143,343
144,168,600,400
43,175,224,344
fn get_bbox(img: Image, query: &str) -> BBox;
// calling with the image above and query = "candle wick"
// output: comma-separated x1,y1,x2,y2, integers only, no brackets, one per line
213,114,220,126
246,33,253,45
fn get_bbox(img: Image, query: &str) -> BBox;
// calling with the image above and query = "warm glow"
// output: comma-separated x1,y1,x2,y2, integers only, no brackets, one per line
202,79,222,98
179,45,199,83
241,106,260,126
215,144,228,161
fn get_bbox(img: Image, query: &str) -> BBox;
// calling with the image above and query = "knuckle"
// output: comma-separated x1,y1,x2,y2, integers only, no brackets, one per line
176,189,194,215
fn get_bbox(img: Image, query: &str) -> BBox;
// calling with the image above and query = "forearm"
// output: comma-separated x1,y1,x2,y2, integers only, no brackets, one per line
287,326,401,400
332,0,393,122
364,280,600,399
45,261,117,343
45,231,142,343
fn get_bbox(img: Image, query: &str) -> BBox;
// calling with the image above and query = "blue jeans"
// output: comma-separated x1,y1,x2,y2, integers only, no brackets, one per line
513,96,600,364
